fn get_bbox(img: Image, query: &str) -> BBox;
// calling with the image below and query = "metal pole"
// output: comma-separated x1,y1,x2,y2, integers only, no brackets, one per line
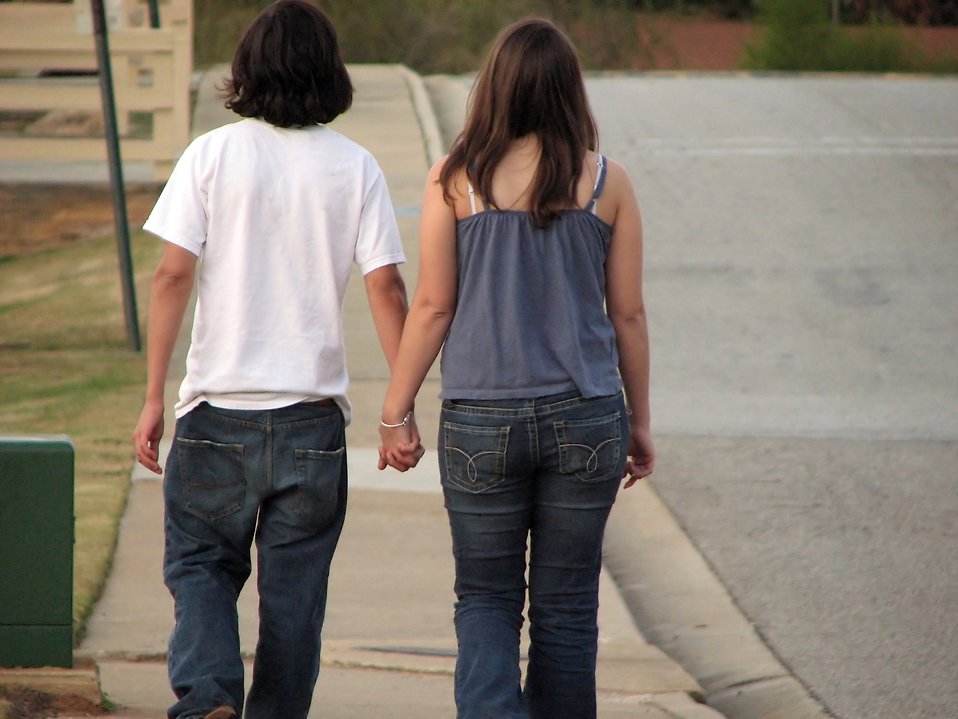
91,0,142,351
147,0,161,28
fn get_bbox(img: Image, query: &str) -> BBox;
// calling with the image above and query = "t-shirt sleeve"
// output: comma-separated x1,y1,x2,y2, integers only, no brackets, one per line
354,161,406,276
142,138,209,256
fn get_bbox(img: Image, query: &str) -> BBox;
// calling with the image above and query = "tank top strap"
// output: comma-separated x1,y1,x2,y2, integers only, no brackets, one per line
586,155,607,214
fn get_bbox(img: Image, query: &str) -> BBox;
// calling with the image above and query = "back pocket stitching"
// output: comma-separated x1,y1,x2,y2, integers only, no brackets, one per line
442,422,509,493
554,411,622,483
557,436,620,473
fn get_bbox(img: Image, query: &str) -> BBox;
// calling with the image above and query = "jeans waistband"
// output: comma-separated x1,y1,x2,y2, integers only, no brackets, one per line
190,400,342,429
442,391,621,418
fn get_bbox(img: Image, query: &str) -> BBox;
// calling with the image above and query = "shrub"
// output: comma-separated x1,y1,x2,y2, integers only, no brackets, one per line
833,18,912,71
743,0,836,70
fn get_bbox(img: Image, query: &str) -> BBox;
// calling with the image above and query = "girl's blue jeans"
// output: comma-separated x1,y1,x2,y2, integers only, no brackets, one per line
162,401,347,719
439,390,627,719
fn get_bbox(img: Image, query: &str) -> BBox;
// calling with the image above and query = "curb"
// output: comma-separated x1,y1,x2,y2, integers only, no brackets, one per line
399,65,445,167
603,481,832,718
0,657,104,715
0,659,102,705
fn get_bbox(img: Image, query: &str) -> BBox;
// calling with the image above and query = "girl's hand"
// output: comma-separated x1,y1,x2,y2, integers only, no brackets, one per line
378,412,425,472
623,424,654,488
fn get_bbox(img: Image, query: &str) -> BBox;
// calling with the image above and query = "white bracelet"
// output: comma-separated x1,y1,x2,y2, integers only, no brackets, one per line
380,412,411,429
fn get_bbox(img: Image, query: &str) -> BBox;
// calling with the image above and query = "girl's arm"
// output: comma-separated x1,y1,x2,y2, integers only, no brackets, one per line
604,160,655,487
378,158,459,471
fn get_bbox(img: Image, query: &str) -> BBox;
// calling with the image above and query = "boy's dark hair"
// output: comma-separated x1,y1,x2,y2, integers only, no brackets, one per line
224,0,353,127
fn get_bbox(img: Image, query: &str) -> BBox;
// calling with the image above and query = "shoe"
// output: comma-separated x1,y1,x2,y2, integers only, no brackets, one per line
203,708,237,719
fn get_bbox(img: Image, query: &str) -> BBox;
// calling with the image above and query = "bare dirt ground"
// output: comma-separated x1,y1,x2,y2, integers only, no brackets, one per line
0,686,106,719
0,183,160,260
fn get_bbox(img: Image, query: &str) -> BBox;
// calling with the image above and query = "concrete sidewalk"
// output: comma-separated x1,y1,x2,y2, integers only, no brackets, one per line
45,65,723,718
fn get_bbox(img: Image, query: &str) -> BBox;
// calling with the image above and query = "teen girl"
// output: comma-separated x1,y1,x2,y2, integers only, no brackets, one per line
379,19,654,719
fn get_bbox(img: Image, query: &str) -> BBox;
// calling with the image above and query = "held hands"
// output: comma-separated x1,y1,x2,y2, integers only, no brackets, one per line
622,422,654,489
378,411,425,472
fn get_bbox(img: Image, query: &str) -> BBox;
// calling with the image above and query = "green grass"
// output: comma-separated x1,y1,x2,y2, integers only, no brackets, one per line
192,0,265,69
0,229,162,642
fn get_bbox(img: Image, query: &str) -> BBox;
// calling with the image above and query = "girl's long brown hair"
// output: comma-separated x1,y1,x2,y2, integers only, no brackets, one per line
439,19,598,228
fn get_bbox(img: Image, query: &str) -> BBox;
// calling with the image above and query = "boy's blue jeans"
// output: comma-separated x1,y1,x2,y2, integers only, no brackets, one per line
439,391,627,719
162,401,347,719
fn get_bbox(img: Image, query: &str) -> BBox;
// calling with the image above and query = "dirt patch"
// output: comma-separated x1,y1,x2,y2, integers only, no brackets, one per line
0,686,107,718
0,184,161,260
637,13,758,70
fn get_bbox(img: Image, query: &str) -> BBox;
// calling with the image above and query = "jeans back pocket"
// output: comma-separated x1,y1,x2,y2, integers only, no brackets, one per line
442,421,509,494
293,446,345,532
553,411,623,483
176,437,246,520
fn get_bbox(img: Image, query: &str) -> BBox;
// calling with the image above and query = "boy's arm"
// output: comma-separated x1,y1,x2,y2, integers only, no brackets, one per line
364,264,424,469
132,242,197,474
363,264,408,371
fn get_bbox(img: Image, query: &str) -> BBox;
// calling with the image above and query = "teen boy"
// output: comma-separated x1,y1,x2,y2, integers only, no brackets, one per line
132,2,414,717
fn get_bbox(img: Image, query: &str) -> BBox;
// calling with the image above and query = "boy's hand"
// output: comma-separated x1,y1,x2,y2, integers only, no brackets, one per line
133,400,165,474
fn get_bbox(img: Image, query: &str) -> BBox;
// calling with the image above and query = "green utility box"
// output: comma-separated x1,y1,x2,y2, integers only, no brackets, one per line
0,436,75,668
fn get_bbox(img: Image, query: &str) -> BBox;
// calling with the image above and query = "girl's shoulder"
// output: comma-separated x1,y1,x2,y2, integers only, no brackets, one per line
595,153,630,181
428,155,474,219
597,155,637,199
430,154,468,188
589,154,639,226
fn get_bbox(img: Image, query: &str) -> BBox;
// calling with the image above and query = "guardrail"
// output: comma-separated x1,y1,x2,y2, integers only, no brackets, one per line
0,0,192,180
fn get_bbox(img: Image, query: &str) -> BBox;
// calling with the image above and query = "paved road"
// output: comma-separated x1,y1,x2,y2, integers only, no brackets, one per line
596,75,958,719
431,74,958,719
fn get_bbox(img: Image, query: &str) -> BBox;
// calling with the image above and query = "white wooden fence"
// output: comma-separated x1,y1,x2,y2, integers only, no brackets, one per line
0,0,192,180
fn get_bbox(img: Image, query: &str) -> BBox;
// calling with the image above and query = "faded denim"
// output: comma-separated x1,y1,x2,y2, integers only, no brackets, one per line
439,391,627,719
163,401,347,719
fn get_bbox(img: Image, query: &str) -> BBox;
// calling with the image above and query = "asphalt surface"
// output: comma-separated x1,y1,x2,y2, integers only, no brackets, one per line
595,75,958,719
428,73,958,719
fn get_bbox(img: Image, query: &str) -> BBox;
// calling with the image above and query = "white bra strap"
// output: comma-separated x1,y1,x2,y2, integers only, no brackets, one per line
592,156,604,192
467,183,477,215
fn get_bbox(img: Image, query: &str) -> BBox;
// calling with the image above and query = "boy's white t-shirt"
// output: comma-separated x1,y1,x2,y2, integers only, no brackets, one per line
143,118,406,423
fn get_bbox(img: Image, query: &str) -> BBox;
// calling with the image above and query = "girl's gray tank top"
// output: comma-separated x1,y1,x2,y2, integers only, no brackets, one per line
439,155,622,400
